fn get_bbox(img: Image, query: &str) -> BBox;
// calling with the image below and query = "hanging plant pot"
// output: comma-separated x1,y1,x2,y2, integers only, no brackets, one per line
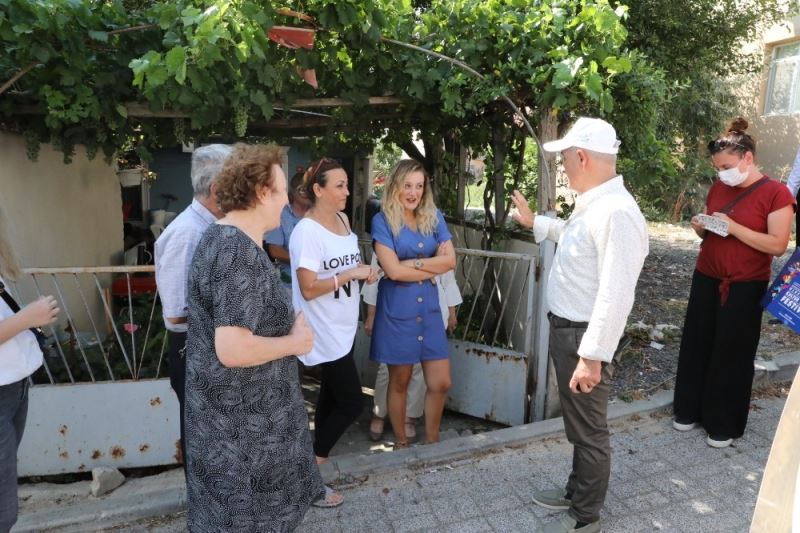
117,168,144,187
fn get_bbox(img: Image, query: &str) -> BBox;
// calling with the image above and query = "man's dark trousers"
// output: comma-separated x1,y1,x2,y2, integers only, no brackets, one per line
548,314,613,524
167,331,187,476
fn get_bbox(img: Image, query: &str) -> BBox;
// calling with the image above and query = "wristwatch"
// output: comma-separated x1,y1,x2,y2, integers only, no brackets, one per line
414,259,424,269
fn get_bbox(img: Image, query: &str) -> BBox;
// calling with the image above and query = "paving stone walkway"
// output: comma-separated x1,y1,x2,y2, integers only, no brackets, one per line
110,392,786,532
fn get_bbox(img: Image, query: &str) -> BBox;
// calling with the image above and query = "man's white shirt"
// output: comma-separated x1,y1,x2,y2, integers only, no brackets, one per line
533,175,648,362
154,199,216,333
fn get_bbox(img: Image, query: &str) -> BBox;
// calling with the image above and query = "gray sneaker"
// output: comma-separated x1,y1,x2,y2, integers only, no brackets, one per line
541,513,601,533
532,488,571,510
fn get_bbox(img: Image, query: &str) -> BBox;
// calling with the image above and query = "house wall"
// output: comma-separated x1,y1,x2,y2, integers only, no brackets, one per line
0,131,123,270
744,16,800,180
0,131,124,339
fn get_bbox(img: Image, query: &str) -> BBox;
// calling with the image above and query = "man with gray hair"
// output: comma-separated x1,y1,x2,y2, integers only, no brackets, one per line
511,118,648,533
154,144,232,474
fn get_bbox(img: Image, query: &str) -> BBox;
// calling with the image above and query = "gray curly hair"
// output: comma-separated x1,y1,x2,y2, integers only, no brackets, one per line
191,144,233,198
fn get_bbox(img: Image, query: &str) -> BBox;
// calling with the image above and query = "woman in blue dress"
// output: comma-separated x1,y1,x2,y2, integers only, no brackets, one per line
370,159,456,448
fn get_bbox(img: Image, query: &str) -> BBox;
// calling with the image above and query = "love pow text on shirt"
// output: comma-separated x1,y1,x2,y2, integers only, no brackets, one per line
323,252,362,299
322,252,362,272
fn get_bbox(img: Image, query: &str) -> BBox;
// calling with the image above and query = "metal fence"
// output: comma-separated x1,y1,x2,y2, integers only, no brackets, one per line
454,248,536,353
358,240,537,353
14,248,547,477
12,266,167,385
16,246,539,390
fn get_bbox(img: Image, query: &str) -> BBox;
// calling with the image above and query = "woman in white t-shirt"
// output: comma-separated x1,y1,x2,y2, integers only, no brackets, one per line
0,212,60,533
289,158,378,463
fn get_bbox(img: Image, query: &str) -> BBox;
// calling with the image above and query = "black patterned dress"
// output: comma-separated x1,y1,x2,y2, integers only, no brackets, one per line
185,224,324,532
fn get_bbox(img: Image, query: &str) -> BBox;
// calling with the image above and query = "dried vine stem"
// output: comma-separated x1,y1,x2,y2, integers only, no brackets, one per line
0,61,37,96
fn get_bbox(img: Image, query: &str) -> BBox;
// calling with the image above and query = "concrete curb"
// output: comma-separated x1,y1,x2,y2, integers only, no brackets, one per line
320,389,674,482
755,350,800,386
14,485,186,532
16,353,798,531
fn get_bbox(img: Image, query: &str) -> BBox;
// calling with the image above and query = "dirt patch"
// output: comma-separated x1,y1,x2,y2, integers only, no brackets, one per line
751,381,792,400
610,222,798,401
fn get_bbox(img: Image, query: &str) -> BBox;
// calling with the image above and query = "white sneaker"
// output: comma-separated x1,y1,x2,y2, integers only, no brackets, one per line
706,435,733,448
672,418,697,431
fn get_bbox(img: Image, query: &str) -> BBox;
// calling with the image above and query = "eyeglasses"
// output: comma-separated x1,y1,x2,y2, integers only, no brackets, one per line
306,157,338,183
708,139,747,153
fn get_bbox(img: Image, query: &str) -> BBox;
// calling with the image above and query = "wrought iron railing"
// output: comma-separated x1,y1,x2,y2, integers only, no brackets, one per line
11,266,166,384
358,240,537,353
15,244,537,385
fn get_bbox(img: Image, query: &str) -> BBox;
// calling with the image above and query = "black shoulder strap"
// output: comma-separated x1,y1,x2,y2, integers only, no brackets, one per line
0,282,21,313
335,211,351,233
0,282,48,344
719,177,769,214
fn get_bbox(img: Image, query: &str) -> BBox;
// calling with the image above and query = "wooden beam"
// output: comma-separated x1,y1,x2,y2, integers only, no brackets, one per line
14,97,405,119
248,111,402,129
456,144,467,220
122,96,404,118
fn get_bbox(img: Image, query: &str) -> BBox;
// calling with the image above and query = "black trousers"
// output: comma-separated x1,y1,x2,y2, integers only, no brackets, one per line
674,270,767,439
313,349,364,458
167,331,187,474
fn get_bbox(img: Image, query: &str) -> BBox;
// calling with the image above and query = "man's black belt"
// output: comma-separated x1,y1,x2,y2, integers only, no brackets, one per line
547,312,589,329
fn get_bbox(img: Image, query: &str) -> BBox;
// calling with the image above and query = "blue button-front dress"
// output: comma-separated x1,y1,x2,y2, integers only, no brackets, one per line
369,211,452,365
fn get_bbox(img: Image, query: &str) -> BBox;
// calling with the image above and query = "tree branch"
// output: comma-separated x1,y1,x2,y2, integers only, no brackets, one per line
0,61,37,96
500,130,526,226
107,24,160,36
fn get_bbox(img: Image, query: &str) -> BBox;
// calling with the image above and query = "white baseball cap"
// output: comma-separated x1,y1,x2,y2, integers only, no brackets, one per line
542,117,621,155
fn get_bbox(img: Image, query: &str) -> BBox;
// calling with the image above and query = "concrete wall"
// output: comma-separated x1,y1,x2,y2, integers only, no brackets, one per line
0,131,123,270
0,131,123,341
740,16,800,179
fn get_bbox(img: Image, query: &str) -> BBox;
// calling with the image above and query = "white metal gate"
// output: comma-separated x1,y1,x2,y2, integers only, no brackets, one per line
12,241,553,476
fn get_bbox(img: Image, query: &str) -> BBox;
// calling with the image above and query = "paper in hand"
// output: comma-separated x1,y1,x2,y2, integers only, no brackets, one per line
697,214,729,237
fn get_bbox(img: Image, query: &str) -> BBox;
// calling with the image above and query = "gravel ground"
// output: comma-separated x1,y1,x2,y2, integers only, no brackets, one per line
609,222,798,401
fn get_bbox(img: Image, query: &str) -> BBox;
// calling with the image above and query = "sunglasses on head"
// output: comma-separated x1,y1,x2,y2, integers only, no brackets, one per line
306,157,339,182
708,139,747,153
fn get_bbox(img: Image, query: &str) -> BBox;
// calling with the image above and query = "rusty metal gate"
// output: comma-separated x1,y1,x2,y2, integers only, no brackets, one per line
9,266,178,477
12,242,552,475
354,244,549,427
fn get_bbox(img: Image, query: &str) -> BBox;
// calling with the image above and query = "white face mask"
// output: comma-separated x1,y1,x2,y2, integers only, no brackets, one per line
718,162,749,187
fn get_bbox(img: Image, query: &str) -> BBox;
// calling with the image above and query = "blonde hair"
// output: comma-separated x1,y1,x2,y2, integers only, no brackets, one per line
382,159,438,236
0,206,21,280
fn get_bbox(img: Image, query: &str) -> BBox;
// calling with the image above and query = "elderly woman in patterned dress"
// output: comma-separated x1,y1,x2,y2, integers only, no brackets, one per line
184,143,340,533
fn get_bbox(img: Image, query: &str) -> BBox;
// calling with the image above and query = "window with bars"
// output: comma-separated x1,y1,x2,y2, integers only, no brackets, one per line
765,41,800,115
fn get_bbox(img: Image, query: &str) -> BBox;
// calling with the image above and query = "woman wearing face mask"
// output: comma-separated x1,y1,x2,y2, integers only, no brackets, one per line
673,117,795,448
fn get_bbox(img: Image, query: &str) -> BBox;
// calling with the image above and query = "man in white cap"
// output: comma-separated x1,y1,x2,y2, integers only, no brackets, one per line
511,117,648,533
